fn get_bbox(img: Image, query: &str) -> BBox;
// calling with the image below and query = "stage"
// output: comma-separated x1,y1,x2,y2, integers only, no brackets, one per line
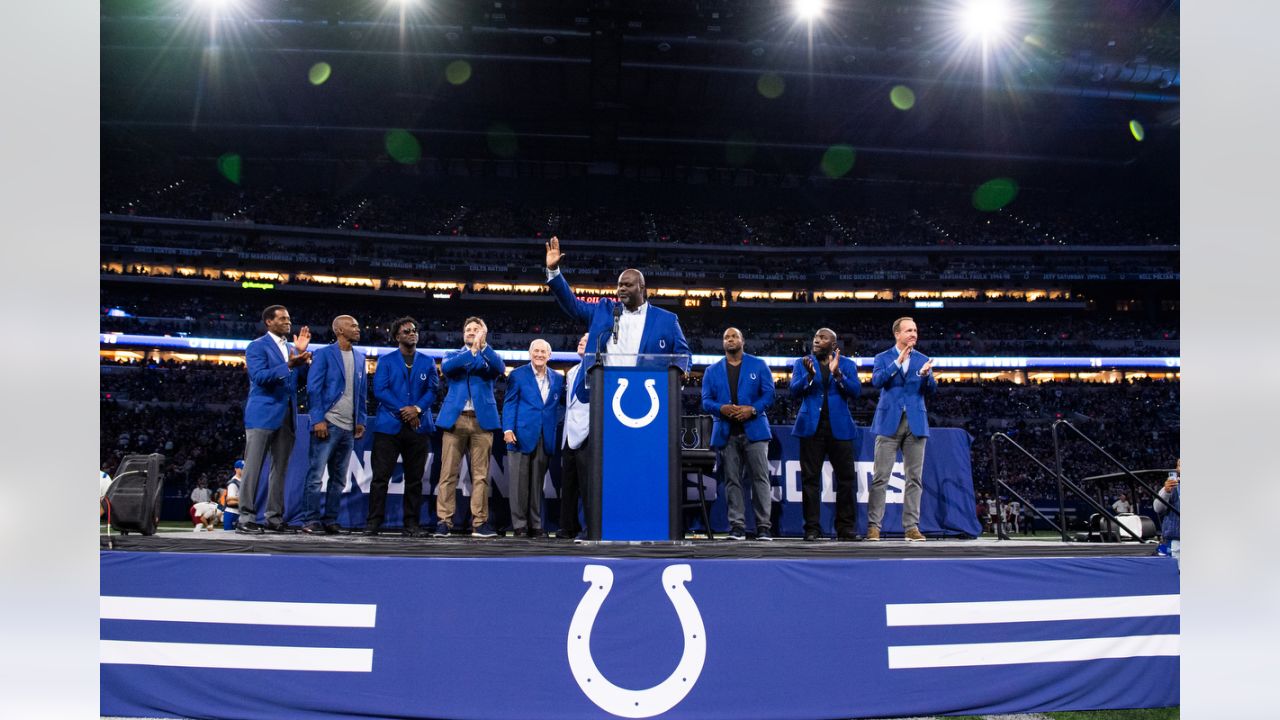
100,532,1177,720
101,530,1159,560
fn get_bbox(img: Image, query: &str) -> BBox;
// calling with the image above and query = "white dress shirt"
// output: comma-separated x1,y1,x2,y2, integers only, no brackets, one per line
535,368,550,403
605,302,648,367
563,363,590,450
269,332,289,363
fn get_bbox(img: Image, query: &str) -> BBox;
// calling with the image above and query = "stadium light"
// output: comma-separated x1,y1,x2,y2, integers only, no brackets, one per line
960,0,1010,39
794,0,825,22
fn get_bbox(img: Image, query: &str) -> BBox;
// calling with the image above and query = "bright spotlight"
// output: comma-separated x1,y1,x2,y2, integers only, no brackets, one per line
961,0,1010,38
794,0,825,22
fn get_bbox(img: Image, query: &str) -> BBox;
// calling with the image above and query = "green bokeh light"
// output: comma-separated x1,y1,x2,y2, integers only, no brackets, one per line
1129,119,1145,142
217,153,242,185
757,73,785,100
308,62,331,86
445,60,472,86
820,145,856,179
889,85,916,111
384,130,422,165
487,123,518,158
972,178,1019,212
725,132,756,166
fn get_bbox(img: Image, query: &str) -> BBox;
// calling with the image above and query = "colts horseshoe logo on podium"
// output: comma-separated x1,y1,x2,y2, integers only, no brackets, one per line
612,378,660,429
567,565,707,718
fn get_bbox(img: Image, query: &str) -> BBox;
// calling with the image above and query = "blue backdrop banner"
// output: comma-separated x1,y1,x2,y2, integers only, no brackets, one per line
101,551,1179,719
246,420,979,537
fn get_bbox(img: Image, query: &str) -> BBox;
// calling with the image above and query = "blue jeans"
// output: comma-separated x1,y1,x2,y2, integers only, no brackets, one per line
302,426,355,526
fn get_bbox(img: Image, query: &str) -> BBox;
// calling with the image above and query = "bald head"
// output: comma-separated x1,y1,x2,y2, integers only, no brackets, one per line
616,268,646,310
331,315,361,347
811,327,837,357
722,327,744,357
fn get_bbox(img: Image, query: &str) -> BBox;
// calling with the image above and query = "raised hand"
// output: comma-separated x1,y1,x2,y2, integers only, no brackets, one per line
803,356,815,375
827,347,841,375
472,324,488,352
896,343,912,366
545,236,565,270
293,325,311,353
919,358,934,376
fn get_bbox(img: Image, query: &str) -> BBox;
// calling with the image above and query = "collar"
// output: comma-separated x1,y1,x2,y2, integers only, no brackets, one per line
622,302,648,316
269,332,287,344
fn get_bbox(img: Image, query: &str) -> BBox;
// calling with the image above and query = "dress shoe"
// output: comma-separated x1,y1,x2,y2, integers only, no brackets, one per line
300,523,323,535
363,525,381,537
267,521,298,534
555,529,577,540
803,530,819,542
511,528,528,538
837,532,859,542
527,528,542,539
236,521,265,535
323,523,343,535
401,526,421,538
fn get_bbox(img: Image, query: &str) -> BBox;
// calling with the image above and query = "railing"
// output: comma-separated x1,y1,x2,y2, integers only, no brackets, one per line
1052,419,1179,521
989,431,1144,542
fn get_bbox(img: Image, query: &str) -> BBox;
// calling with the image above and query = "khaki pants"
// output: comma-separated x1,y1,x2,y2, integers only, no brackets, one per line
437,412,493,528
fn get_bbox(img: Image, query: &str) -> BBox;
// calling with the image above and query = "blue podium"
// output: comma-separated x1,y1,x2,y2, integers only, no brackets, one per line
586,354,688,541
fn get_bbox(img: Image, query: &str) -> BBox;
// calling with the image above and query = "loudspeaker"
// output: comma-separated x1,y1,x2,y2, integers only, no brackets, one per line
104,453,166,536
679,415,713,451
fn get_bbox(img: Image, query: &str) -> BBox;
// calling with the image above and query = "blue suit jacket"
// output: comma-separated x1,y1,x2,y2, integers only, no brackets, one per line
438,345,505,431
502,364,565,454
243,334,307,430
789,354,862,441
870,346,937,438
700,354,775,447
371,350,439,435
306,344,368,429
547,271,692,373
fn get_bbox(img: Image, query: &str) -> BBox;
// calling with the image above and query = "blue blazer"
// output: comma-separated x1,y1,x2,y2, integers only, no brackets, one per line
438,345,505,431
243,334,307,430
547,272,692,372
502,364,565,454
870,346,937,438
306,344,368,429
700,354,775,447
371,350,439,436
789,355,862,441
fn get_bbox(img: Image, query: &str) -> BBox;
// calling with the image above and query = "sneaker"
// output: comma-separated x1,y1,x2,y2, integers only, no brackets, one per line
754,529,773,542
904,527,926,542
472,522,497,538
728,526,746,541
433,522,452,538
866,526,881,542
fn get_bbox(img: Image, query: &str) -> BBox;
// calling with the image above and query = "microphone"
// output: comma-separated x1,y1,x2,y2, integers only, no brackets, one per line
611,304,623,345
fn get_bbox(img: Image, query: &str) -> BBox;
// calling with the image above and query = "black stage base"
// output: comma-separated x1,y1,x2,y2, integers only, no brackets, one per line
100,530,1158,560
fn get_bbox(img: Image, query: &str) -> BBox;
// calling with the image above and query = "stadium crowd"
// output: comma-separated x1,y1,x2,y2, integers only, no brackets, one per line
103,179,1177,247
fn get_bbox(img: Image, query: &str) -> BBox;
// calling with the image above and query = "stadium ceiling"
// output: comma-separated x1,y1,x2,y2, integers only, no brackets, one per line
101,0,1178,181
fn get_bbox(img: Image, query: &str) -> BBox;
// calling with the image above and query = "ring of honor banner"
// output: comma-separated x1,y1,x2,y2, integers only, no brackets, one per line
244,419,978,537
101,552,1179,719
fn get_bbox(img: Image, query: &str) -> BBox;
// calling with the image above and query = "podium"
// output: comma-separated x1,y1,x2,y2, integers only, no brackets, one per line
586,354,688,541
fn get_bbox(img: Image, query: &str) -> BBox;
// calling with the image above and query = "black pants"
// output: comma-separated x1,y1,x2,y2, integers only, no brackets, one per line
366,426,430,529
559,442,593,536
798,430,857,536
